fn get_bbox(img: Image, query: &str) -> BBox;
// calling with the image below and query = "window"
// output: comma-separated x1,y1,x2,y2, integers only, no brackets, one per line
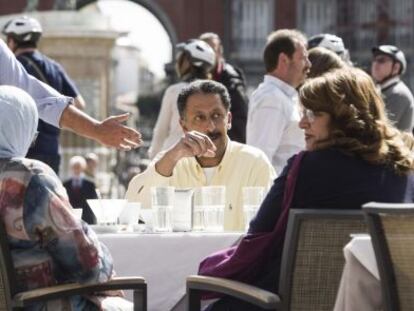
231,0,274,60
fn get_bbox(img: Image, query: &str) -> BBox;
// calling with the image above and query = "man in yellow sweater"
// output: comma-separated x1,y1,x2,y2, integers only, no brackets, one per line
126,80,275,231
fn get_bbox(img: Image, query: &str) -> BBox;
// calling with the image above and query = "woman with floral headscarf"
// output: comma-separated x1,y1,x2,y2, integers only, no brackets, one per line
0,85,130,310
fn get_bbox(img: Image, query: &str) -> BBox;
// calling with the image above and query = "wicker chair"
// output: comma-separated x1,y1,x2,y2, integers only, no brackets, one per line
363,202,414,311
187,209,366,311
0,220,147,311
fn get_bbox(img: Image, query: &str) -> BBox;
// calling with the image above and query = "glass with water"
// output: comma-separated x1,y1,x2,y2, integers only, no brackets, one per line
192,188,204,231
151,186,174,232
201,186,226,232
243,186,265,231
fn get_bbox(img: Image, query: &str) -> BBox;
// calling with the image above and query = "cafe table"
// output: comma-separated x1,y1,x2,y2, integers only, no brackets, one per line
333,234,383,311
97,230,243,311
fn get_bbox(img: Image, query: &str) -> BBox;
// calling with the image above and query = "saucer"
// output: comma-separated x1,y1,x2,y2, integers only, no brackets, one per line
90,224,122,234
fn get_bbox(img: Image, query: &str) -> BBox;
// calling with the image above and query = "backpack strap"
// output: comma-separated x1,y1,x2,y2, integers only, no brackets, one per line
18,54,50,85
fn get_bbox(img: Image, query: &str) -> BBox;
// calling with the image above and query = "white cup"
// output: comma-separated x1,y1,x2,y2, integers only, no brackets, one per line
151,186,175,232
243,186,265,230
119,202,141,226
200,186,225,232
139,208,153,232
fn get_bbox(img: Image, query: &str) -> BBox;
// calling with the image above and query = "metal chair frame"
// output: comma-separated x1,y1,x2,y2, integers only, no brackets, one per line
363,202,414,311
187,209,366,311
0,220,147,311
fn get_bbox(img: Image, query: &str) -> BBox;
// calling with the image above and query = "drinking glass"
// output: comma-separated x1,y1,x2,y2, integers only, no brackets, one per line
201,186,225,232
192,188,204,231
243,186,265,231
151,186,175,232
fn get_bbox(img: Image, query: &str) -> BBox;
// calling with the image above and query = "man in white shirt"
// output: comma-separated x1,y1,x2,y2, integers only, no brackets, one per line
126,80,275,231
247,29,311,173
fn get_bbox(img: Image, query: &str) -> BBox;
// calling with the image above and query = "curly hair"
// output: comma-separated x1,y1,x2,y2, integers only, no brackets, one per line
299,67,414,174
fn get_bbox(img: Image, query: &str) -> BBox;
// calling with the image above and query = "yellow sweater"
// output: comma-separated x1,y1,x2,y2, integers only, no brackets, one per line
126,140,276,231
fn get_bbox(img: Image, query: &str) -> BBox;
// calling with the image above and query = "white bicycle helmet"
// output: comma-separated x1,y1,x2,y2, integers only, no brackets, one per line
308,33,350,62
372,45,407,75
2,16,42,43
176,39,215,68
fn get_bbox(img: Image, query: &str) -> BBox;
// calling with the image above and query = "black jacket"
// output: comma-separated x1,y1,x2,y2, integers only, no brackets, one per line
215,63,248,143
208,149,414,311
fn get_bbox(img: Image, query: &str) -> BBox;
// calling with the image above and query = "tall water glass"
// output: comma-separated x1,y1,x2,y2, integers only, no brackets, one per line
151,186,174,232
192,188,204,231
243,186,265,231
201,186,225,232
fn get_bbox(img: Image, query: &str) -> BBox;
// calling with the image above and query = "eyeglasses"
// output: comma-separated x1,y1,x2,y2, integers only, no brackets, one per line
300,108,316,123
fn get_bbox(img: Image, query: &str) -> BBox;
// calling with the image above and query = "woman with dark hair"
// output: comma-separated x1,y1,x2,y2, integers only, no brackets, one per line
206,67,414,310
148,39,215,159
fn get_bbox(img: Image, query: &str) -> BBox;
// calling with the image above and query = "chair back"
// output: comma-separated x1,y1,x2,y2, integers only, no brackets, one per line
0,220,18,310
278,209,366,311
363,202,414,311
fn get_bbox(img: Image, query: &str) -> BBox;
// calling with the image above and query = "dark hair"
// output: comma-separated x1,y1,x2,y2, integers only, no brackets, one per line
263,29,307,72
300,67,414,174
9,35,39,49
177,80,231,118
308,47,346,78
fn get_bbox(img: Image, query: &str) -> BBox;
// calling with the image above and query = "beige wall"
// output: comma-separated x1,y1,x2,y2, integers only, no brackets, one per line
38,33,118,182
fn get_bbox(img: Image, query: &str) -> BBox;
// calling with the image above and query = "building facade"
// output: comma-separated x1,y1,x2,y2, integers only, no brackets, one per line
1,0,413,101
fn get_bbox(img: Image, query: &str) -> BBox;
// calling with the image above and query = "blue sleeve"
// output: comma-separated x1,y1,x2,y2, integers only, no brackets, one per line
0,39,70,127
23,171,113,284
55,62,79,98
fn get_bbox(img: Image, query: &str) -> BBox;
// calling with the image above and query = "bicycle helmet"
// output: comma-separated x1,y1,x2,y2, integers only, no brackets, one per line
308,33,350,62
2,16,42,44
176,39,215,69
372,45,407,75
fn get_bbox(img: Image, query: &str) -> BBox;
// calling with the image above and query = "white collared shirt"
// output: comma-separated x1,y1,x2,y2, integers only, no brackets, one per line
126,140,276,231
247,75,305,173
0,39,70,128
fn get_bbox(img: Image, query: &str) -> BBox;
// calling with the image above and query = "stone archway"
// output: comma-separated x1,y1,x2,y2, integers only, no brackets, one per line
76,0,178,58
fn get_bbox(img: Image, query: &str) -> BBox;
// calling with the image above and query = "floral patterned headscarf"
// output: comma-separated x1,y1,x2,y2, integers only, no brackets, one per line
0,85,38,158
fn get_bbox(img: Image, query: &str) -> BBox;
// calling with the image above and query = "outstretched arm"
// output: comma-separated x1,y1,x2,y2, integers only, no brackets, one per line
0,39,142,150
59,104,142,150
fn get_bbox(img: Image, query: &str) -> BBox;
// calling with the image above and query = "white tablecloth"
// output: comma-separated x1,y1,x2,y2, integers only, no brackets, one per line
98,232,242,311
334,235,382,311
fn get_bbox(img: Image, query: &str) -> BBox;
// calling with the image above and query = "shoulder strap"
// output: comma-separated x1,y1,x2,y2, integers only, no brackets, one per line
272,151,305,232
18,54,50,85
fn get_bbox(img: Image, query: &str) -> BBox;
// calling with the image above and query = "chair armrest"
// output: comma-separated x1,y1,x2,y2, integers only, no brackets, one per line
187,275,280,309
13,277,146,306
